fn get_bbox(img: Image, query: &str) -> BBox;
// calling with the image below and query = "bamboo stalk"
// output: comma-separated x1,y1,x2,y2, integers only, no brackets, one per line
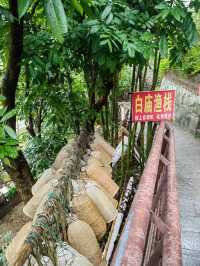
101,108,107,140
131,65,136,92
105,103,110,142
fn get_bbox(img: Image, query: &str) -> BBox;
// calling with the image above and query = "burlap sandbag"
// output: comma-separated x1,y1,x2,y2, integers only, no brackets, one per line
91,150,112,166
52,140,78,171
90,142,112,163
93,133,115,157
86,163,119,197
85,180,118,209
68,219,103,265
23,180,57,219
5,222,32,266
85,183,117,223
87,157,112,175
32,168,54,196
24,242,93,266
99,183,118,208
72,193,106,239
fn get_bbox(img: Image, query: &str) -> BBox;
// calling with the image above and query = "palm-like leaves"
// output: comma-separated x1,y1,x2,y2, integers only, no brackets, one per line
45,0,68,42
18,0,68,42
0,0,69,42
18,0,33,19
0,0,94,42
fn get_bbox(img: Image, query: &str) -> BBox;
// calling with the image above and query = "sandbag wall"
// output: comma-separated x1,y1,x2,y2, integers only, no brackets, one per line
6,129,119,266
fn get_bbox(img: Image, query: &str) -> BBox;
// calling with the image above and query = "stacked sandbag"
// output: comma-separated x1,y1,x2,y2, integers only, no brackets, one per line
5,222,32,266
69,179,118,265
71,189,107,239
91,132,115,159
87,157,112,175
23,180,58,219
90,147,112,165
20,132,119,265
31,168,54,196
52,140,79,171
79,173,118,208
72,179,117,223
85,181,117,223
84,133,119,197
91,150,111,166
84,162,118,197
6,223,93,266
68,217,103,265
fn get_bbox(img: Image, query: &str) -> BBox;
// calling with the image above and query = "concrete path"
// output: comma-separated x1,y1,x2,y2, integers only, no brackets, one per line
175,125,200,266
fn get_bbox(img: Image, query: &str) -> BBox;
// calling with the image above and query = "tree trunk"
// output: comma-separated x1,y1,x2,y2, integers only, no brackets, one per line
1,0,34,203
4,151,34,202
85,72,119,133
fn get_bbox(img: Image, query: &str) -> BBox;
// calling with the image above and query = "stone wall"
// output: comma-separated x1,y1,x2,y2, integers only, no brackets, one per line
161,72,200,135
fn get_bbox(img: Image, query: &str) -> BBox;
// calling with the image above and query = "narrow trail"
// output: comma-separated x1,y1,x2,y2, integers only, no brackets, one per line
175,125,200,266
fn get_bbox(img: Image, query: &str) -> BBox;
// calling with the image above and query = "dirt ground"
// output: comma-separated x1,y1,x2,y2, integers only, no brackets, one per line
0,202,30,247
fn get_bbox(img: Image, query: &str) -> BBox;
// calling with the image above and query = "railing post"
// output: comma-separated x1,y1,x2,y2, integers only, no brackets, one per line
162,126,182,266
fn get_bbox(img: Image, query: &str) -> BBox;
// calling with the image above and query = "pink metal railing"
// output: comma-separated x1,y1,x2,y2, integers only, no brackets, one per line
111,122,182,266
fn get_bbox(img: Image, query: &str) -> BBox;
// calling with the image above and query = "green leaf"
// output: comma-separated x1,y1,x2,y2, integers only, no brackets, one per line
127,44,135,58
159,35,168,58
107,39,113,53
4,145,18,159
159,9,170,19
100,39,108,46
18,0,33,19
0,146,5,160
45,0,68,42
80,0,93,17
185,18,199,46
45,0,61,41
6,139,18,146
106,12,113,25
72,0,83,15
3,157,11,166
171,7,185,22
0,127,5,139
0,107,7,118
101,5,112,20
53,0,68,34
4,125,17,139
0,95,6,101
155,3,168,10
1,109,16,122
90,25,99,34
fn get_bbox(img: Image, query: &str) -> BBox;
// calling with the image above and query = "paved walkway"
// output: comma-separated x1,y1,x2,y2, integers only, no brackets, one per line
175,125,200,266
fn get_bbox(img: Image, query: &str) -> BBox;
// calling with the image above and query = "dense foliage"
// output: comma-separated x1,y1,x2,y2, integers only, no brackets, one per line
159,11,200,77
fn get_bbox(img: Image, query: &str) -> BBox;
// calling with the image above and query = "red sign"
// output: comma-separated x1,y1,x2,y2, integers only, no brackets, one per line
131,90,176,122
